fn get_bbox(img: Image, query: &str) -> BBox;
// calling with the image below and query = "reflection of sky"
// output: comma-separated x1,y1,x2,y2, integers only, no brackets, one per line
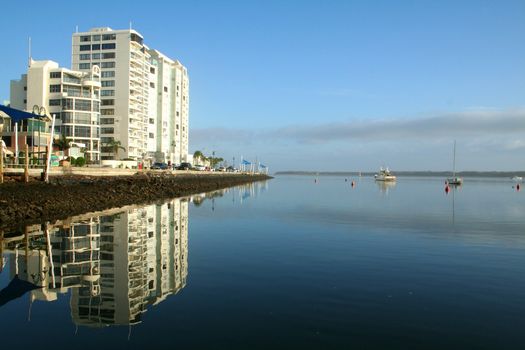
193,176,525,247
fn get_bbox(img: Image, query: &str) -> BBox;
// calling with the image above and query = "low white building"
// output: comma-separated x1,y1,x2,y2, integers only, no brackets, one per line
10,60,101,162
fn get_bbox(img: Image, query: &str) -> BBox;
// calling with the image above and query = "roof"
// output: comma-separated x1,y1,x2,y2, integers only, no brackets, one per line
0,104,48,123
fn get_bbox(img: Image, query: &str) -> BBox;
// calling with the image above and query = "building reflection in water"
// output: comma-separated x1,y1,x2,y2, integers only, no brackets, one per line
0,197,189,328
189,180,269,207
0,181,269,326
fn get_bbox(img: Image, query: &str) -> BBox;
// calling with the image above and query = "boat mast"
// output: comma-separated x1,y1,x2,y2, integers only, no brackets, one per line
452,140,456,177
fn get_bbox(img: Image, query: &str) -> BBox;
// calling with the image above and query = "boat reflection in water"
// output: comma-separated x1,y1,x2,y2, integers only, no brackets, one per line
376,180,396,195
0,196,189,327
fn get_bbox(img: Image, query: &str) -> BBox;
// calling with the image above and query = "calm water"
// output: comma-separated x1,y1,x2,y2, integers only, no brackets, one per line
0,175,524,349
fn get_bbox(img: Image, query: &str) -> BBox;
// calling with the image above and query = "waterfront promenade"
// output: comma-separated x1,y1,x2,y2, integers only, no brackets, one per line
0,170,271,229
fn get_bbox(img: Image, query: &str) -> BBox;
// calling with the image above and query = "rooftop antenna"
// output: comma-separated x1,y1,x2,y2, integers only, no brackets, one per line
75,25,79,33
28,37,32,67
129,21,132,30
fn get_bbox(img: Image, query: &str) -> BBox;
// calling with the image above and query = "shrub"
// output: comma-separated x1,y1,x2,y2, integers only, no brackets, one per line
75,157,86,167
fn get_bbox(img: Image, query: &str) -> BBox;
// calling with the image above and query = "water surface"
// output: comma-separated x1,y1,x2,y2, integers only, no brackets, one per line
0,176,524,349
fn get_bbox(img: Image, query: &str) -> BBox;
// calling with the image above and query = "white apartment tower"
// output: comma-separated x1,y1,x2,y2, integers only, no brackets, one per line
71,27,189,164
149,50,189,164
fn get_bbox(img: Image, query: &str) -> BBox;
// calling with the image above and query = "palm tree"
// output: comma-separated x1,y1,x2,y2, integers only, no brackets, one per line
103,139,126,160
210,157,224,168
193,150,204,164
53,133,71,153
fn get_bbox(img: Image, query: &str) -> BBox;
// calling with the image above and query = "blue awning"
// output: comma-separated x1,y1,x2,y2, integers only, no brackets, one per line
0,104,47,123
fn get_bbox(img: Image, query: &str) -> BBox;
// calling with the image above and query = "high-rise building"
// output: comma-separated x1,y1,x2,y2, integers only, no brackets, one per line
71,27,189,164
9,60,101,161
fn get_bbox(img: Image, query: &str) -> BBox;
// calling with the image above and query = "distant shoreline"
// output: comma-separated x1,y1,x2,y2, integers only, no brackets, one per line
274,171,525,178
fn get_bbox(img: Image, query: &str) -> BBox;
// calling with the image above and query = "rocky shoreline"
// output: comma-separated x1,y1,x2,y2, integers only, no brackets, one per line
0,172,272,230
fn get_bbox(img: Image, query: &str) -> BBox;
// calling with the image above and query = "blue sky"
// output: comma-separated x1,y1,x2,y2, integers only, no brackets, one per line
1,0,524,171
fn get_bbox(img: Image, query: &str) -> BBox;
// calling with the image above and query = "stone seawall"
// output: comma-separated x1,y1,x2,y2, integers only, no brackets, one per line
0,172,271,230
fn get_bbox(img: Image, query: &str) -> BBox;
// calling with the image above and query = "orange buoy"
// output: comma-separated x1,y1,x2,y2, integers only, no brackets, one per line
445,185,450,193
351,181,355,187
517,184,521,191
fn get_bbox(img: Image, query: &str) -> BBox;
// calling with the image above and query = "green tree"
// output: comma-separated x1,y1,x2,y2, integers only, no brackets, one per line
75,157,86,167
210,157,224,168
103,139,126,160
53,133,70,152
193,150,204,164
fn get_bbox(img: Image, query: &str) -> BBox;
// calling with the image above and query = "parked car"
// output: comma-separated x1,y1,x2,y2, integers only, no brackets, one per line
215,166,226,172
151,162,169,170
226,166,238,172
176,162,192,170
193,164,206,171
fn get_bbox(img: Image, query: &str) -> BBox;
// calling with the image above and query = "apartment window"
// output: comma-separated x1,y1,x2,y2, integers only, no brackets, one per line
101,99,114,106
182,127,185,131
79,63,90,70
50,72,61,78
75,99,91,111
101,80,115,87
176,124,179,130
102,34,116,40
63,74,81,84
61,125,73,137
130,33,143,44
101,127,114,134
100,137,113,144
101,71,115,78
102,52,115,59
176,111,179,116
73,113,92,124
23,99,27,104
79,54,90,60
49,99,61,106
62,98,74,109
101,109,114,115
92,35,101,41
79,45,91,51
91,44,100,50
80,35,90,42
60,112,73,124
92,53,101,59
149,118,155,124
75,126,91,137
50,85,61,93
102,43,116,50
101,118,114,125
101,90,114,96
149,82,155,88
177,85,179,90
63,85,81,97
100,61,115,68
150,67,155,74
163,86,168,92
149,133,154,138
93,101,100,112
23,86,27,91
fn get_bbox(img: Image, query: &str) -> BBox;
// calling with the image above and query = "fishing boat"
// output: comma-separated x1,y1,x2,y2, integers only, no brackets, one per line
511,176,523,182
374,167,396,182
446,141,463,186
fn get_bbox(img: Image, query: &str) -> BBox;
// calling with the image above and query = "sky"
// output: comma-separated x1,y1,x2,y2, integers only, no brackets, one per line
1,0,524,171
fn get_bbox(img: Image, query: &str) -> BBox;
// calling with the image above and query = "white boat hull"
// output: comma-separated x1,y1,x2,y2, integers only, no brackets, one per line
375,175,396,182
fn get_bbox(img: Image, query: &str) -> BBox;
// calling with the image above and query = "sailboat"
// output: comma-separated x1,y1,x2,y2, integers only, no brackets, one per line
446,140,463,185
